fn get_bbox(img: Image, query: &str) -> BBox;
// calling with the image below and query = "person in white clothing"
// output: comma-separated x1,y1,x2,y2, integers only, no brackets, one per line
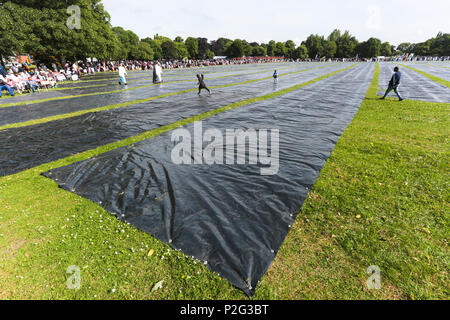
118,63,128,85
153,62,163,83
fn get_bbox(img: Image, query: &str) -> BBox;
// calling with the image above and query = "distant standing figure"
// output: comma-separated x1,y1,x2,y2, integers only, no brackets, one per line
273,70,278,83
197,74,211,95
153,63,163,83
381,66,403,101
118,63,127,85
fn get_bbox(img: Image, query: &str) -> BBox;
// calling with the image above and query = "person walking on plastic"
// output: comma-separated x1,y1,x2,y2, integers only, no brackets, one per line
197,74,211,95
118,63,128,85
273,70,278,83
153,62,163,84
381,66,404,101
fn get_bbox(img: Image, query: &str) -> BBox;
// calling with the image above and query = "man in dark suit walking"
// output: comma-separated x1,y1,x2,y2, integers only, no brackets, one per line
381,66,404,101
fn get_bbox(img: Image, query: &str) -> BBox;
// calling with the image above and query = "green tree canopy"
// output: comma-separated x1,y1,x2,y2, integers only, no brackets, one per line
175,42,189,59
205,49,215,59
2,0,120,63
185,37,199,58
381,42,392,56
323,40,337,58
356,37,382,58
242,40,253,57
225,39,245,58
335,31,358,58
292,45,309,59
211,38,232,56
197,38,209,59
303,34,325,58
251,46,267,57
2,3,448,65
412,33,450,56
161,40,177,59
266,40,276,57
142,37,163,60
274,42,287,56
113,27,139,60
284,40,296,58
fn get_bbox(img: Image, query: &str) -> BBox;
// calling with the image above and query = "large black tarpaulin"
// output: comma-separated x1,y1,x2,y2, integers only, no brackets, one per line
378,62,450,103
43,63,374,296
406,63,450,81
0,63,350,177
0,64,319,126
0,63,295,107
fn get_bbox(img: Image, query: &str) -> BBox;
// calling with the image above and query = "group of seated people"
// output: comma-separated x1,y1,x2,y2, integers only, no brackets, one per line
0,69,64,98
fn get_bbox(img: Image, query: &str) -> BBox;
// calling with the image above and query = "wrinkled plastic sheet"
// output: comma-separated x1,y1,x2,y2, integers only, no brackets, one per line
43,63,374,296
378,62,450,103
0,63,353,177
0,64,323,126
0,75,185,107
404,63,450,82
0,63,317,107
0,64,341,127
56,65,284,89
0,66,268,105
59,63,295,85
0,70,242,107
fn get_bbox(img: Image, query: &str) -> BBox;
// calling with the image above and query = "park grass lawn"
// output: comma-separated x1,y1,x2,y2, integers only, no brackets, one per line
0,64,448,300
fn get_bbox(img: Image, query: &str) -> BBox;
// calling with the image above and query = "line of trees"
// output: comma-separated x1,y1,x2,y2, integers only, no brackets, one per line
1,0,449,66
396,33,450,57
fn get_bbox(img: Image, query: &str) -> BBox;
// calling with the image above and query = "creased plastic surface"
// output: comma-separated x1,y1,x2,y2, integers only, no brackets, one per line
406,63,450,81
43,63,374,296
378,62,450,102
0,64,323,126
0,63,350,177
0,63,296,107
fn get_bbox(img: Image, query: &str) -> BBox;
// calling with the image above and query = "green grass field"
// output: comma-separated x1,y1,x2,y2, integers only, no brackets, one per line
0,64,448,300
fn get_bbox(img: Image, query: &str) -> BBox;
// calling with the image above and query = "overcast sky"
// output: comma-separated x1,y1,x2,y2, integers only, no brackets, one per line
102,0,450,46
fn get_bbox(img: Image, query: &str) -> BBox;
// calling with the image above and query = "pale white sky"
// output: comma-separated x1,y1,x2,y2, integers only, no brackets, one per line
103,0,450,46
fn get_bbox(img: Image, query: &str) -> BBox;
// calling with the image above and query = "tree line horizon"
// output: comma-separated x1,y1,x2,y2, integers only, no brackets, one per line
1,0,449,66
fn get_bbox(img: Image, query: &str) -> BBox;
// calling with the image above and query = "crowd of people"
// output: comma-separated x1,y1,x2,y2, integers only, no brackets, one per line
0,57,289,98
384,55,450,62
0,67,60,98
0,55,448,99
70,57,291,74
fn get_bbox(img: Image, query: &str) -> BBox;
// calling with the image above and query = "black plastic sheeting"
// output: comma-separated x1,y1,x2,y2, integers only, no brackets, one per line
0,64,353,177
43,63,373,296
0,75,185,107
57,74,155,88
0,63,295,106
0,64,322,126
378,62,450,103
0,70,226,107
404,63,450,82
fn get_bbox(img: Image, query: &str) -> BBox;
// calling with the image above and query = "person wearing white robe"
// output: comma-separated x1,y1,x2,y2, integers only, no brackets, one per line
118,64,127,85
153,63,163,83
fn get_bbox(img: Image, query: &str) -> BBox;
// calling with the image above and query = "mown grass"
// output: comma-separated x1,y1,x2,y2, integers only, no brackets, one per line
0,63,448,300
259,63,449,299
